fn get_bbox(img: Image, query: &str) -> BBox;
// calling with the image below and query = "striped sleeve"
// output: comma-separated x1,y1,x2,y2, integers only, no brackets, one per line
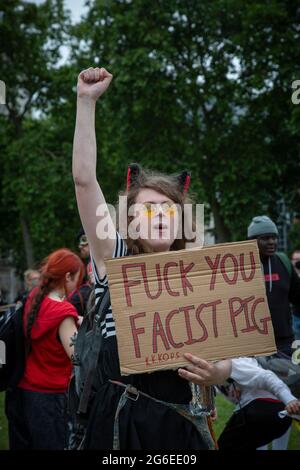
91,232,128,338
91,231,128,288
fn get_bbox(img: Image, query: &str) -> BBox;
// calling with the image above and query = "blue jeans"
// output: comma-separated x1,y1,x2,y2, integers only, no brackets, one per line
5,387,69,450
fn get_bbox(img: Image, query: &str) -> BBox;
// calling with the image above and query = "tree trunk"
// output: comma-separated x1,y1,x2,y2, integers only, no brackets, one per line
20,215,35,268
210,197,232,243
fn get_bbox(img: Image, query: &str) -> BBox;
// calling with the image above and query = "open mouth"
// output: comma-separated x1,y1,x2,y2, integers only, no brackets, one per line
154,223,168,231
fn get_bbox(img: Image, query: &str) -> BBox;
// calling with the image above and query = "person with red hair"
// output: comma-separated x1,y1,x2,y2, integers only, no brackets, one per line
5,248,84,450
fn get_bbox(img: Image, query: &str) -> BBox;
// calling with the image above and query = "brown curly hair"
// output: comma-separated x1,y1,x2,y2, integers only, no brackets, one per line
116,166,197,255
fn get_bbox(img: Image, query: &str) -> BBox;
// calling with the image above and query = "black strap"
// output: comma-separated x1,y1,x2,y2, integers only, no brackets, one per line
9,297,28,389
77,287,111,414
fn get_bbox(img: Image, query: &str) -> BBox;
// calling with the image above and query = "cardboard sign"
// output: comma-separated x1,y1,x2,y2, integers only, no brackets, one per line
106,240,276,375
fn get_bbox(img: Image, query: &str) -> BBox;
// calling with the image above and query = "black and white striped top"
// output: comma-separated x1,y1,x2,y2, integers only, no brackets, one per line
90,232,128,338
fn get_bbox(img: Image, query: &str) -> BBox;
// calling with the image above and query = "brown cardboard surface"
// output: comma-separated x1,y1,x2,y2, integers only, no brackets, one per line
106,240,276,375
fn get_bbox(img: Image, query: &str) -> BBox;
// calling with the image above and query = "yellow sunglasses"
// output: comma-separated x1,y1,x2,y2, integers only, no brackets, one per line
141,202,177,218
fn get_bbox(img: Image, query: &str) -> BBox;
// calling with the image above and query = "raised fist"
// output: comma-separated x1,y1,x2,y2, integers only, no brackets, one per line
77,67,113,101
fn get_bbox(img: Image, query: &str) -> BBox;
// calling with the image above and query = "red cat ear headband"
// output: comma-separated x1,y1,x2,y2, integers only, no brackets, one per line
126,163,191,194
126,163,141,192
177,169,191,194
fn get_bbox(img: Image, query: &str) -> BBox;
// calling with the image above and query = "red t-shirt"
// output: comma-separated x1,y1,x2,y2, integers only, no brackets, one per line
19,289,78,393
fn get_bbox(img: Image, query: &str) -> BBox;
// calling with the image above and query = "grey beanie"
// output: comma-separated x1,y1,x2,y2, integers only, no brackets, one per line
247,215,278,238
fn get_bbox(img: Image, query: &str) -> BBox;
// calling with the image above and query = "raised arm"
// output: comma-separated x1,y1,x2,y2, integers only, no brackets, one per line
72,67,116,278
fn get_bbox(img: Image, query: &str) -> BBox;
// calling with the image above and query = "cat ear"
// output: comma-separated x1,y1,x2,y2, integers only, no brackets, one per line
177,170,191,194
126,163,141,192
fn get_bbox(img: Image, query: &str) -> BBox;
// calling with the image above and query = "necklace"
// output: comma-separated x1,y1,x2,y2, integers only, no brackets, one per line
48,290,66,302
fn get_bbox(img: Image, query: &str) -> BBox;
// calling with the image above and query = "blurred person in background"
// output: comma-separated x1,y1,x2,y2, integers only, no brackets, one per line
247,216,300,450
247,216,300,356
291,250,300,340
77,227,90,262
217,357,300,451
15,269,41,306
68,229,94,317
5,248,84,450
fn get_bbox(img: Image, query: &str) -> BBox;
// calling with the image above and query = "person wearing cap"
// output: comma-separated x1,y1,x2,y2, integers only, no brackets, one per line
77,228,90,261
76,227,93,282
247,216,300,356
68,229,93,317
247,216,300,450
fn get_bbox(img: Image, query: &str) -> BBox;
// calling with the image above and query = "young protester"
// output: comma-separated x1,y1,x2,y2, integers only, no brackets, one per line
5,249,84,450
72,66,231,450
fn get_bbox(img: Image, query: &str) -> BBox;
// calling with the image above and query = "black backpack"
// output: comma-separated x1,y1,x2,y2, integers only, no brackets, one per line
0,297,27,391
68,287,111,448
68,283,93,317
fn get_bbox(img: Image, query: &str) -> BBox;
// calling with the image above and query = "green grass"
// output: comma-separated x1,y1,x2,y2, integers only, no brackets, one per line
0,393,8,450
213,393,300,450
0,392,299,450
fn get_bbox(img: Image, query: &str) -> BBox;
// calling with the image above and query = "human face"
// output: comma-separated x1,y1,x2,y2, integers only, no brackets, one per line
78,244,90,259
78,234,90,259
132,188,180,252
65,271,81,295
256,234,278,257
26,272,41,290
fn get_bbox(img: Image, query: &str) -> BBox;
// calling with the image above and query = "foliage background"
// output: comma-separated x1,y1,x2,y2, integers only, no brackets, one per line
0,0,300,271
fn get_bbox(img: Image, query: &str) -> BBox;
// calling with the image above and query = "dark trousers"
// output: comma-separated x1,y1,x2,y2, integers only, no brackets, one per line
5,387,69,450
218,399,292,451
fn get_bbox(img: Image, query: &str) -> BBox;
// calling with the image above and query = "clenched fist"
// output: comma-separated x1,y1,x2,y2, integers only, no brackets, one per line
77,67,113,101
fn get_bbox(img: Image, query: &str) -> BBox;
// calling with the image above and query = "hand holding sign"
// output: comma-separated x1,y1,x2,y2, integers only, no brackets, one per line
178,353,232,386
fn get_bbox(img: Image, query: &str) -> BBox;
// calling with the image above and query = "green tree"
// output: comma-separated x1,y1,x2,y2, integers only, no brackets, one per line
1,0,299,274
72,0,300,241
0,0,72,268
